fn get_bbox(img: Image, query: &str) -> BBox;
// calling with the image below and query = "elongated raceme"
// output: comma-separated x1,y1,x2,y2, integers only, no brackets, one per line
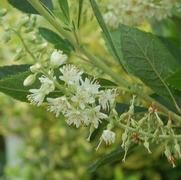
104,0,180,28
23,49,181,167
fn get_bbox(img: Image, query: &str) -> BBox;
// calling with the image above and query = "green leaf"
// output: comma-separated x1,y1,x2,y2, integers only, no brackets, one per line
88,145,135,173
77,0,84,28
58,0,70,22
151,93,176,112
39,27,74,54
90,0,123,65
0,65,31,101
0,64,30,80
118,25,179,100
167,69,181,91
0,65,61,102
159,37,181,65
8,0,53,14
0,71,32,102
53,10,69,25
116,103,147,115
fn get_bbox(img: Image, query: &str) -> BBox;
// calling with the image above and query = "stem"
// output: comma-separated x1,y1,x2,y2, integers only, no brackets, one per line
118,123,181,140
27,0,76,47
80,47,130,88
26,0,181,122
11,29,37,61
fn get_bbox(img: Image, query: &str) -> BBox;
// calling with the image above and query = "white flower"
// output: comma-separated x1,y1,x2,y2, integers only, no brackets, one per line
47,96,70,117
101,129,116,145
71,90,95,109
104,0,179,27
65,108,89,128
59,65,83,85
71,78,100,109
50,50,68,68
80,78,100,95
39,76,55,94
23,74,36,86
103,11,119,29
85,106,108,129
99,89,117,110
30,63,41,73
27,89,46,106
27,76,55,106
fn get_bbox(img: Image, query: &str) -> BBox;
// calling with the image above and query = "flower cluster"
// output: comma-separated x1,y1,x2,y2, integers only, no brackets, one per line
104,0,181,28
118,96,181,167
24,50,117,146
24,50,181,167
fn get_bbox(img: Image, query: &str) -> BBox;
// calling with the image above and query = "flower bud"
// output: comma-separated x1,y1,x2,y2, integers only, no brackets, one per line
23,74,36,86
164,145,176,168
30,63,41,73
101,129,116,145
50,50,68,68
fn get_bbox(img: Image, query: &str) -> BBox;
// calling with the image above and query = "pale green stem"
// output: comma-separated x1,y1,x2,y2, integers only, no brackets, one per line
11,29,37,61
118,123,181,140
27,0,76,47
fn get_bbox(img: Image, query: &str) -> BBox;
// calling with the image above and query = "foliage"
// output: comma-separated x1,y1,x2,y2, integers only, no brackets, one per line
0,0,181,179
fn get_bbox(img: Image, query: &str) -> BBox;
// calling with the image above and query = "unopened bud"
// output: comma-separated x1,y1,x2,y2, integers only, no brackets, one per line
168,155,176,168
30,63,41,73
50,50,68,68
102,129,115,145
164,145,176,167
23,74,36,86
148,105,157,113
